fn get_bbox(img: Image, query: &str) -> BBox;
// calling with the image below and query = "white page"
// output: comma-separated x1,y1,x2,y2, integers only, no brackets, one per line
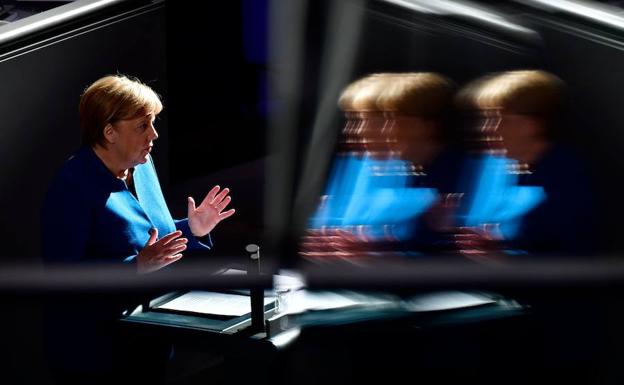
155,291,274,317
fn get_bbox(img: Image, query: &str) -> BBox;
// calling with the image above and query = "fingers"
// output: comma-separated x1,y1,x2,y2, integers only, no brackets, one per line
160,254,183,268
159,239,187,258
205,185,220,203
167,237,188,248
305,229,322,237
187,196,196,214
158,230,183,245
142,251,184,274
165,241,187,255
146,228,158,246
219,208,235,220
197,186,233,213
211,187,229,205
457,227,479,235
215,196,231,212
154,241,187,260
138,230,187,274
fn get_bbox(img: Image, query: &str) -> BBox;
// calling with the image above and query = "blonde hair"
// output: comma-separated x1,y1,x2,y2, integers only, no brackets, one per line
338,73,395,112
454,73,499,113
79,75,163,147
476,70,563,117
377,72,454,116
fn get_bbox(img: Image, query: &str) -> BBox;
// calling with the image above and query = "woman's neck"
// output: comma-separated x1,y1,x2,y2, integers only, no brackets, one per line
92,145,128,179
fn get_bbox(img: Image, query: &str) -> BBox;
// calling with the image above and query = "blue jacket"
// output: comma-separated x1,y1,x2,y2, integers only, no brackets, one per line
42,146,211,265
41,146,212,371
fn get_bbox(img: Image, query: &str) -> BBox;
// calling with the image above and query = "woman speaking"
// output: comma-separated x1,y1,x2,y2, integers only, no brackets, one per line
41,74,235,383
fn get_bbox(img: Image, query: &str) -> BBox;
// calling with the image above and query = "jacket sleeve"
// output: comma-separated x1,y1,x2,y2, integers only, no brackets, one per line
174,218,213,251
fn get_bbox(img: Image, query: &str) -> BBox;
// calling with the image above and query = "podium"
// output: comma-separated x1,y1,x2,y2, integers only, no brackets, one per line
118,247,530,385
122,289,277,335
121,244,279,336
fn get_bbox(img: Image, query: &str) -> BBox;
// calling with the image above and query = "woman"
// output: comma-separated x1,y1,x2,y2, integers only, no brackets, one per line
41,74,235,383
454,70,596,258
42,74,234,270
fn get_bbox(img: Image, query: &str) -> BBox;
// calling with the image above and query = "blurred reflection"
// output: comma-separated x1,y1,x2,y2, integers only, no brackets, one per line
301,73,457,261
454,70,597,259
301,69,598,263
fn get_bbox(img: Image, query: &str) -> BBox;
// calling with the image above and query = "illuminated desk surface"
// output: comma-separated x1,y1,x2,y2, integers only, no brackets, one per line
120,288,526,340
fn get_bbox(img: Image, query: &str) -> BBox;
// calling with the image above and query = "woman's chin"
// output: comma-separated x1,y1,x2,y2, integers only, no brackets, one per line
132,156,148,167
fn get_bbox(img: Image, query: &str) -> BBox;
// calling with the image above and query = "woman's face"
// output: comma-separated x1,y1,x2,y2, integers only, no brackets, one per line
477,108,544,160
391,114,438,165
110,111,158,169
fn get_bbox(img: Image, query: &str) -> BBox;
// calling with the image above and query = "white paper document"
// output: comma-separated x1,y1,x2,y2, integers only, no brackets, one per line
155,291,275,317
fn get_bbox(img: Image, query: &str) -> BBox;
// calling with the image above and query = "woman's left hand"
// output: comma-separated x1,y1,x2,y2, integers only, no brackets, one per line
188,185,236,237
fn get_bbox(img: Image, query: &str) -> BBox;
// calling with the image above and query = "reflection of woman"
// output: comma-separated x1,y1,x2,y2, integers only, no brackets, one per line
456,70,596,258
41,75,235,383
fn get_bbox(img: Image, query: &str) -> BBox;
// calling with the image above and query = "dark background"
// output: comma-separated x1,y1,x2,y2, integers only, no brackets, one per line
1,0,624,383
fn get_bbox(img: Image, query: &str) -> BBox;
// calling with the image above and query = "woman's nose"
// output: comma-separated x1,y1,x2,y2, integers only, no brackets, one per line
150,125,159,141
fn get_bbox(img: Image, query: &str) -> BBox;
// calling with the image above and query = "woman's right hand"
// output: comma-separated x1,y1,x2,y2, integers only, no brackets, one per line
299,228,373,259
137,228,188,274
453,224,504,263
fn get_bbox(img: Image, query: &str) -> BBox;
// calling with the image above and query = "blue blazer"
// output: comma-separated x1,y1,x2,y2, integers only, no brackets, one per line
42,146,211,265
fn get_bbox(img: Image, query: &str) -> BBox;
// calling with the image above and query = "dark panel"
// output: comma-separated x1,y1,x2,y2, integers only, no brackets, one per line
166,0,268,182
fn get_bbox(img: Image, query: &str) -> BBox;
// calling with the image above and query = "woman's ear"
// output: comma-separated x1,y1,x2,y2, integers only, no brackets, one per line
103,123,116,144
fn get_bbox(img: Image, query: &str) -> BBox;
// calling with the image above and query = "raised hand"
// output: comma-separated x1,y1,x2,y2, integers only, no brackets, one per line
299,228,374,260
188,185,236,237
137,228,187,274
453,224,504,263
